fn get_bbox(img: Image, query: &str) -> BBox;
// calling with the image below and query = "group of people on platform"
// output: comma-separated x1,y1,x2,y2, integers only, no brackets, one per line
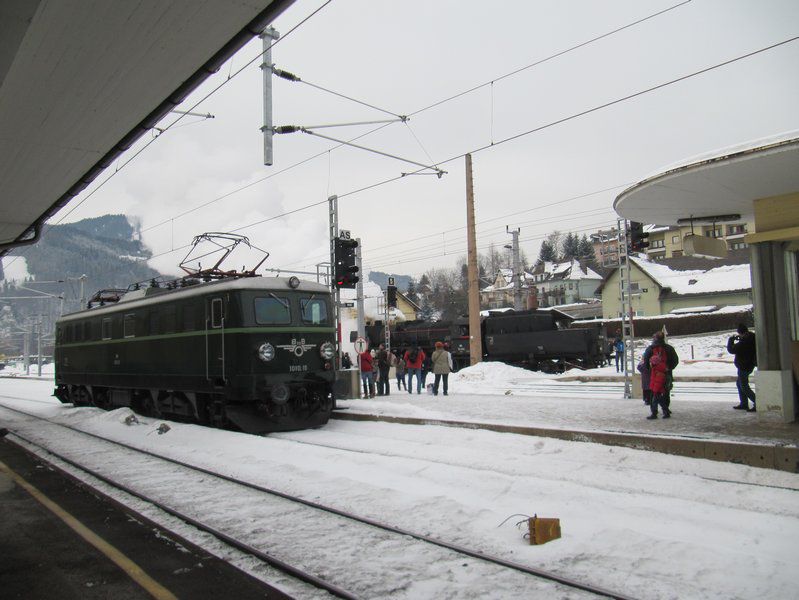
343,323,758,416
346,342,453,399
634,322,757,420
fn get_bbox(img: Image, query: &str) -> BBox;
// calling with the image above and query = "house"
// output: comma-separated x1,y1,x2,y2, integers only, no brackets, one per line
480,268,535,309
590,227,621,267
339,282,421,346
530,260,602,307
392,289,421,322
599,251,752,319
643,222,753,260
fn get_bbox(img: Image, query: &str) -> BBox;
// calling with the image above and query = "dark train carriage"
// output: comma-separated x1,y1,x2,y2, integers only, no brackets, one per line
391,320,458,350
483,309,607,371
54,276,336,433
365,319,470,368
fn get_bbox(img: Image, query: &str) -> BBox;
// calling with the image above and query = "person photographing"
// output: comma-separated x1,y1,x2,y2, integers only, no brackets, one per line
727,323,757,412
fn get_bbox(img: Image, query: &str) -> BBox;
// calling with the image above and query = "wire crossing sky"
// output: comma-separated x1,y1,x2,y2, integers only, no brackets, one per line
29,0,799,278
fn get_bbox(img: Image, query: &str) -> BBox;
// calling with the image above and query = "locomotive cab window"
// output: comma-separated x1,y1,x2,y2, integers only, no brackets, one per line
102,318,112,340
123,314,136,338
254,296,290,325
300,297,329,325
211,298,224,328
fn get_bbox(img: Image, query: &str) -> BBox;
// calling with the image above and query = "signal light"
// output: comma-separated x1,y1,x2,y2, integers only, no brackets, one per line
334,237,359,289
628,221,650,252
387,285,397,307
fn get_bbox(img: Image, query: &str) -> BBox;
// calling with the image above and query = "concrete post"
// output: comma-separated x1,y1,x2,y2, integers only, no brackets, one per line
750,241,797,421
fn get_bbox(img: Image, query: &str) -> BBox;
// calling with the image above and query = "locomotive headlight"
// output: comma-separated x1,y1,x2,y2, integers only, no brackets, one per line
319,341,335,360
258,342,275,362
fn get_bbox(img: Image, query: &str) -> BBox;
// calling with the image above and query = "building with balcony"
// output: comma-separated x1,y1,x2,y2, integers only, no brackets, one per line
643,222,754,260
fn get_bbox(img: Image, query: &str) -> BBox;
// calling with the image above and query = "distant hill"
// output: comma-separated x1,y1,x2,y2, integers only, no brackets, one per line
10,215,159,290
368,271,412,292
0,215,161,353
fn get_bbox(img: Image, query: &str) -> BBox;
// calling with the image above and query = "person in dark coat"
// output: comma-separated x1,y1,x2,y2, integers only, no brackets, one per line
642,331,679,419
421,353,433,388
728,323,757,411
376,344,391,396
613,332,625,373
637,357,652,406
394,350,406,390
341,352,352,369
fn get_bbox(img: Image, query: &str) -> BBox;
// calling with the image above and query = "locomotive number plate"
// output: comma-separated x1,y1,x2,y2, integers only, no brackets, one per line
289,364,308,373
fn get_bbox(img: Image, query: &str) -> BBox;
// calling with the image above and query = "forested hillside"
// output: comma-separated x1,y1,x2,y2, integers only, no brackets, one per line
0,215,161,354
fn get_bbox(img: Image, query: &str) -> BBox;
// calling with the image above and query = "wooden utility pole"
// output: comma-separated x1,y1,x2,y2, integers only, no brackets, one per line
465,154,482,365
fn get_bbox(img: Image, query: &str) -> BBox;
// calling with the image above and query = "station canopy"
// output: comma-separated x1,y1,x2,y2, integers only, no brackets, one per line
614,132,799,226
0,0,291,255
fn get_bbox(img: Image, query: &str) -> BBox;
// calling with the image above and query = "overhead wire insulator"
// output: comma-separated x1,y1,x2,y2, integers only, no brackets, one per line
272,67,301,82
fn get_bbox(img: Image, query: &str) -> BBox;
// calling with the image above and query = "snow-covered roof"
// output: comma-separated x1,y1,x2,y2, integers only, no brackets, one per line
632,255,751,296
670,305,717,314
540,260,602,282
649,129,799,179
479,307,514,317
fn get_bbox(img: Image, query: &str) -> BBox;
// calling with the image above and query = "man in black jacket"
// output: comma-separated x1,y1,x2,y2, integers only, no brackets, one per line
376,344,391,396
728,323,757,412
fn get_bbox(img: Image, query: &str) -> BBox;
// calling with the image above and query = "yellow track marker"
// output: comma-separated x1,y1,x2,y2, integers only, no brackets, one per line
0,459,177,600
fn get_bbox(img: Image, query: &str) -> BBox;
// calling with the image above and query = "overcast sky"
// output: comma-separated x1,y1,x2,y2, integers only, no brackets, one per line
60,0,799,278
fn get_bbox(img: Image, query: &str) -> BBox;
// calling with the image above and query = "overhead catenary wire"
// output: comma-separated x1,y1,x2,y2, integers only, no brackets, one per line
298,128,445,177
406,0,694,117
272,66,406,120
336,33,799,204
144,33,799,267
135,0,695,237
367,222,619,272
365,221,619,271
2,0,335,267
365,213,616,267
279,183,628,269
55,0,335,227
359,207,614,266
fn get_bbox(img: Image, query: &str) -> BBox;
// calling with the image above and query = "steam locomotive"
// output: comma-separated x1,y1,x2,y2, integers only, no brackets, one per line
365,309,607,372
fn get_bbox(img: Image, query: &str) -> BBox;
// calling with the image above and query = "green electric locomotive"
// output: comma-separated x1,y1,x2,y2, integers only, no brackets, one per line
54,274,337,433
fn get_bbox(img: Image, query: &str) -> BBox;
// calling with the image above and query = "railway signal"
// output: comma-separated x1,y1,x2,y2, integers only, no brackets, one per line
334,236,359,288
628,221,649,252
386,284,398,308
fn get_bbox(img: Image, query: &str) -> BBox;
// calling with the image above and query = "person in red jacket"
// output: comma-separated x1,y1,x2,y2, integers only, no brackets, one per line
403,345,426,394
359,350,375,398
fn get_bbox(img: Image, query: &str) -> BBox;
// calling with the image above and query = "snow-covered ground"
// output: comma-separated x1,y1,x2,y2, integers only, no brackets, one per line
1,357,798,599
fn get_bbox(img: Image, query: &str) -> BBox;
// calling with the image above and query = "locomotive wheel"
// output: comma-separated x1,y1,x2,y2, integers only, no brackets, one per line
92,388,111,409
140,393,161,418
72,386,92,407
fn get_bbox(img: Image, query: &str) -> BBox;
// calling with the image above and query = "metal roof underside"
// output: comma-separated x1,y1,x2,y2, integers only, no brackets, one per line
0,0,292,255
614,136,799,226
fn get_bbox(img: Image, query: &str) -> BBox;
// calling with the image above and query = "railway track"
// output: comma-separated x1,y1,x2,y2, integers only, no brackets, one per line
0,401,636,600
